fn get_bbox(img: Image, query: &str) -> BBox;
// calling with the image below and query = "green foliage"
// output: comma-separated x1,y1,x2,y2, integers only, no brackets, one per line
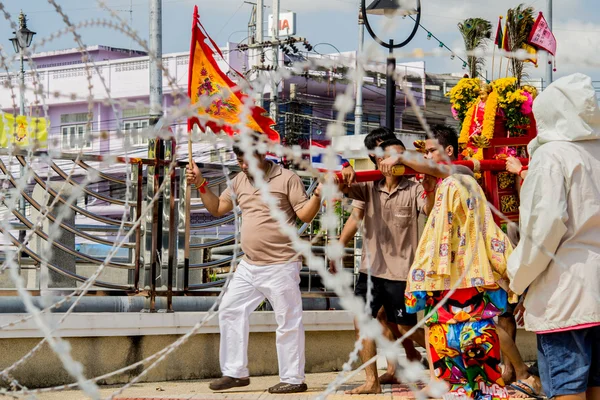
506,4,536,86
255,300,267,311
334,200,351,220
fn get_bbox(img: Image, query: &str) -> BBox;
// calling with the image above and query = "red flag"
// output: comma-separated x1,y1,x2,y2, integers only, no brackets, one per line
494,17,504,49
528,12,557,56
187,6,279,142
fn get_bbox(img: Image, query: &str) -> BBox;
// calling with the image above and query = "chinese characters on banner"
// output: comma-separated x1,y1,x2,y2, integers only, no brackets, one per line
528,12,557,55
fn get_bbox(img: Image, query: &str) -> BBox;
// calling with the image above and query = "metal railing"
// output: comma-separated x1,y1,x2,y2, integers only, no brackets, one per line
0,146,355,311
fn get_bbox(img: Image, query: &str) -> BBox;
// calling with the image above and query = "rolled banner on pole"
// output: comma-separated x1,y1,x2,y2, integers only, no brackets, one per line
335,158,528,183
188,125,194,166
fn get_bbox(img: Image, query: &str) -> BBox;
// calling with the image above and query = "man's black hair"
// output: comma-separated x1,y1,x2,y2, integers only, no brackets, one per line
232,145,244,157
365,127,397,165
232,133,262,158
364,127,396,150
378,137,406,152
430,125,459,160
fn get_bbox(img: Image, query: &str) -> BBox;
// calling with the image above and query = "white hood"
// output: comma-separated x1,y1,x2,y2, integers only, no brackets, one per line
528,73,600,155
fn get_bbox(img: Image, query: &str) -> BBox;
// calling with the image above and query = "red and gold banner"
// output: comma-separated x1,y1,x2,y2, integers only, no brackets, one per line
187,6,279,142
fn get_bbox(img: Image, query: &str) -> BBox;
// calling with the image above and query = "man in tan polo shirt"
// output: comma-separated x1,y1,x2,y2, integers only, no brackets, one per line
332,127,426,385
186,143,322,394
341,137,436,394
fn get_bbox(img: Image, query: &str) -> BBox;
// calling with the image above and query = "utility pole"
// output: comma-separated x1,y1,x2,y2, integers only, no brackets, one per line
256,0,263,43
146,0,163,310
255,0,264,107
354,9,364,136
269,0,279,127
149,0,163,124
546,0,553,87
385,40,396,132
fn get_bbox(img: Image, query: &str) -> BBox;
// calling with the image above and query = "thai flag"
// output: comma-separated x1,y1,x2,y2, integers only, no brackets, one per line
265,152,281,164
310,142,350,171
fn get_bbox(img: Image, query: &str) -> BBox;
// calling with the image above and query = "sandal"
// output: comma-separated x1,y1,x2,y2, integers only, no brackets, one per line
509,380,543,399
268,382,308,394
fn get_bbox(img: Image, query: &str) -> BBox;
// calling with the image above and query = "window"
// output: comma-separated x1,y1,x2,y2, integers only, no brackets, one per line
209,149,219,163
61,124,93,150
60,112,90,124
122,107,150,119
123,119,149,146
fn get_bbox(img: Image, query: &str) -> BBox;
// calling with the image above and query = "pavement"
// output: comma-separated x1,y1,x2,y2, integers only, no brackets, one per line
30,372,535,400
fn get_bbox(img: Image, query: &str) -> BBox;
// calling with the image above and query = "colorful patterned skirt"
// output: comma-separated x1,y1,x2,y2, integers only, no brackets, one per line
429,319,508,399
406,287,510,399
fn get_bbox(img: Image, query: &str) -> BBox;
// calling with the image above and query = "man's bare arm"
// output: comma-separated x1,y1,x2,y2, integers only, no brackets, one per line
329,207,364,274
186,160,234,217
339,208,364,246
296,186,323,223
380,151,452,178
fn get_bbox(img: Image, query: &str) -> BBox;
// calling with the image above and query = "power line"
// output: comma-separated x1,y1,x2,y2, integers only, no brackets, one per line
407,15,476,77
214,1,248,41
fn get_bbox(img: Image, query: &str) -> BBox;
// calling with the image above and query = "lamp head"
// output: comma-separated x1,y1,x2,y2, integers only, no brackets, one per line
366,0,417,18
10,11,36,53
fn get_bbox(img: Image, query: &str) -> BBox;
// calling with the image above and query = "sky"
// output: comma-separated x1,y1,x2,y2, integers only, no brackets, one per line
2,0,600,83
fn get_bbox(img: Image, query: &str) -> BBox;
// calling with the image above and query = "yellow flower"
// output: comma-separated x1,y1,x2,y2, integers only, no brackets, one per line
492,77,517,94
459,103,476,144
482,91,498,141
473,147,484,160
448,78,481,108
460,90,499,144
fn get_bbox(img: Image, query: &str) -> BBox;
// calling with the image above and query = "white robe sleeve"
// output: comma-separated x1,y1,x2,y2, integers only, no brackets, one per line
507,164,569,294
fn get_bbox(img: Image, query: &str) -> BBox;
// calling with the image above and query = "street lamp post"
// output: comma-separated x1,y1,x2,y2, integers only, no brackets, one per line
361,0,421,131
10,11,36,244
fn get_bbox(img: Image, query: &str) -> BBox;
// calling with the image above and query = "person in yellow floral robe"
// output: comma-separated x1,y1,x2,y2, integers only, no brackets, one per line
380,125,517,398
405,173,516,400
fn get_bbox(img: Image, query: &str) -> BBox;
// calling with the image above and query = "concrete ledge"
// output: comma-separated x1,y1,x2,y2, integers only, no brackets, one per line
0,311,358,389
0,311,538,389
0,311,355,338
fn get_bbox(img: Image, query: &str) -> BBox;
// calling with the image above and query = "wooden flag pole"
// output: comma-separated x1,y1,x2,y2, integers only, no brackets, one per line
492,16,503,82
188,124,193,165
505,20,511,78
491,46,496,82
183,123,194,292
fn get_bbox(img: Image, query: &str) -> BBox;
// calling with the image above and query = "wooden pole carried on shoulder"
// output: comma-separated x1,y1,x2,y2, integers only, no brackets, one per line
335,158,529,183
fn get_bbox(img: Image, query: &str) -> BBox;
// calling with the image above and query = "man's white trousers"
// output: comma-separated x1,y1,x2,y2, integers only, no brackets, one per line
218,259,305,384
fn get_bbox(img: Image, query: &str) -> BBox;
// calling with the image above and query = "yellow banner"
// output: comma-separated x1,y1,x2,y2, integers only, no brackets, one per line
0,113,49,148
522,43,538,66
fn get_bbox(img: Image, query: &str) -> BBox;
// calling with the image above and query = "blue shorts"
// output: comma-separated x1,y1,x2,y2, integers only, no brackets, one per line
537,325,600,398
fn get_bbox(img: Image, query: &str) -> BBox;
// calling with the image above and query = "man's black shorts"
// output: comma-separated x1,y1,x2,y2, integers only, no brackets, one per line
354,273,417,326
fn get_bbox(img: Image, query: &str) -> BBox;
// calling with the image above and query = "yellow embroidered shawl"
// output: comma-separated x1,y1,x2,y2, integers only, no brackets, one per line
407,175,516,302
